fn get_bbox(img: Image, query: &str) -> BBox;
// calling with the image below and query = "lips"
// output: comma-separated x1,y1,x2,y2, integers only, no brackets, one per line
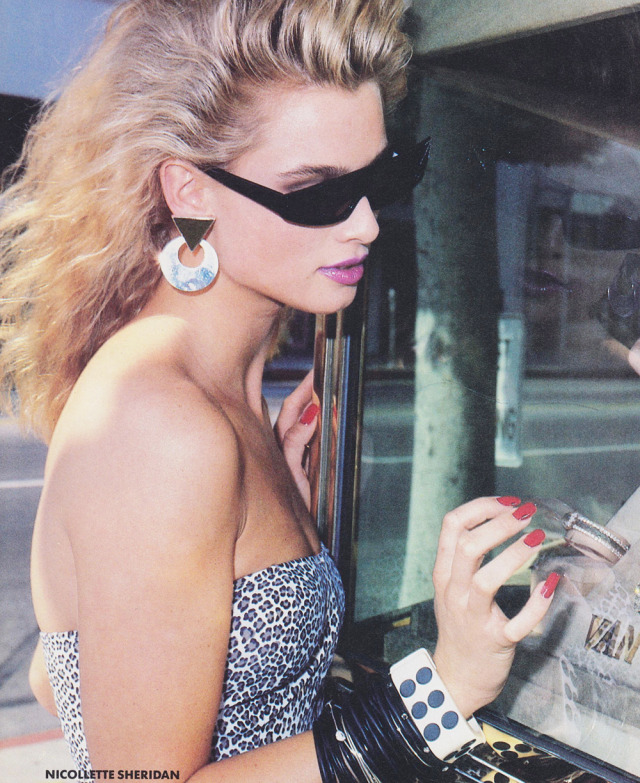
524,269,570,296
319,256,366,285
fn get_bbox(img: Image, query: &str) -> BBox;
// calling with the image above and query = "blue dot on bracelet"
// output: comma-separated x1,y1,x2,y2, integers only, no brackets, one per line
444,739,476,762
400,676,460,741
424,723,441,741
417,667,433,685
442,711,459,729
428,689,444,708
411,701,428,719
400,680,416,698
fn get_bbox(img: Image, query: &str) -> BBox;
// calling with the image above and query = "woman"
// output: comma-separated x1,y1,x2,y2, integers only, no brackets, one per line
0,0,557,780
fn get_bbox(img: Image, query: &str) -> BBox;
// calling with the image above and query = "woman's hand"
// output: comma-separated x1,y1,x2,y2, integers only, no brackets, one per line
274,370,319,510
432,496,558,718
628,337,640,375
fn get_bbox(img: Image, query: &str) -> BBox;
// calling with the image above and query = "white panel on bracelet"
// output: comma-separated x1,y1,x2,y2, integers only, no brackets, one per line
390,648,486,762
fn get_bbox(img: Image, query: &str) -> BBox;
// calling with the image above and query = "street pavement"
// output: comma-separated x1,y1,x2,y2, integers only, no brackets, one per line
0,731,72,782
0,415,74,779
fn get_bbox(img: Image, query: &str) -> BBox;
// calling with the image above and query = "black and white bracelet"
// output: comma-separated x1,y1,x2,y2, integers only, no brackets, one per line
313,648,485,783
390,648,485,763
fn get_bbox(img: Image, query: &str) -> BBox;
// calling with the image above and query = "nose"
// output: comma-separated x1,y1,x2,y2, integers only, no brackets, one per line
339,196,380,245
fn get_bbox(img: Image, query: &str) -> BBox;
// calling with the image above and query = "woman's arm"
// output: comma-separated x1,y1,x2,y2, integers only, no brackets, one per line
195,500,555,783
57,378,237,777
194,499,553,783
189,731,321,783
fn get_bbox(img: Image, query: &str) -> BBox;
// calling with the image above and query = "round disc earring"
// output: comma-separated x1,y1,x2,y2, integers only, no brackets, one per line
158,217,218,292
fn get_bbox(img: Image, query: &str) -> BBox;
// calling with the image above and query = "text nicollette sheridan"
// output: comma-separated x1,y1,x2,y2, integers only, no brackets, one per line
45,771,180,780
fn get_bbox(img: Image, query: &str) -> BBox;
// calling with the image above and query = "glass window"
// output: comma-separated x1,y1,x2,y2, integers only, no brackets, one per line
347,34,640,780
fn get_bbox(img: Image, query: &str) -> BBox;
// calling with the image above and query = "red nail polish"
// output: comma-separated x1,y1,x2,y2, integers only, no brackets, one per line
541,572,561,599
299,403,319,425
523,528,545,548
497,496,521,507
513,502,537,521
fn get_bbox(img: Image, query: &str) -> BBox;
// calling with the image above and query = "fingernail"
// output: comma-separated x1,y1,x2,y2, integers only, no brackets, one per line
523,528,546,548
541,572,561,599
513,502,537,521
497,496,521,507
299,403,319,425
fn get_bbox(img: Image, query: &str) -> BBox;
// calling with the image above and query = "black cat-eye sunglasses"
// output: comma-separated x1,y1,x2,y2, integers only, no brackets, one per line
200,137,431,227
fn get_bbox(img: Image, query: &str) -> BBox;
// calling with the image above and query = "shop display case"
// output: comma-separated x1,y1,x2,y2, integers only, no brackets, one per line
308,13,640,780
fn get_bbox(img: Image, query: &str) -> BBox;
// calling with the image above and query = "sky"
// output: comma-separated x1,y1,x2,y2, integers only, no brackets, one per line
0,0,111,100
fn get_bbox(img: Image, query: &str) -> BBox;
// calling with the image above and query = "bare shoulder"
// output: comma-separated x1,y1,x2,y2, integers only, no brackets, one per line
46,320,244,552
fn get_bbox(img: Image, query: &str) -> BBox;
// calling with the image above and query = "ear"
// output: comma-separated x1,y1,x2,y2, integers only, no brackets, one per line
159,159,215,218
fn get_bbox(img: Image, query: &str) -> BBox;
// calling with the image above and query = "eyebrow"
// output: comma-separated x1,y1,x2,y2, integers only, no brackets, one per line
276,164,349,186
276,144,390,186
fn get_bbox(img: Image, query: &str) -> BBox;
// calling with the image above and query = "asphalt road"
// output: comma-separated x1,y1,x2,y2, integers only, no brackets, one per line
0,416,56,741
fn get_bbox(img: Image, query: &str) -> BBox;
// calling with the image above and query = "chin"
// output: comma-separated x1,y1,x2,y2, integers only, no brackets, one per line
304,286,359,316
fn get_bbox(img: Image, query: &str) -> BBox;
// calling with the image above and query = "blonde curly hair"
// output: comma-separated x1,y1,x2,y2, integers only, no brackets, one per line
0,0,411,439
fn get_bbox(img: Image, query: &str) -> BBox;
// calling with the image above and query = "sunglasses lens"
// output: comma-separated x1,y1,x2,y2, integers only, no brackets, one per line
368,139,430,211
283,177,360,226
283,140,429,226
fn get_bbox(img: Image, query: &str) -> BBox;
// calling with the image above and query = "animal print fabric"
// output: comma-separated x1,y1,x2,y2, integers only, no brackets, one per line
40,544,344,769
211,543,344,760
40,630,91,770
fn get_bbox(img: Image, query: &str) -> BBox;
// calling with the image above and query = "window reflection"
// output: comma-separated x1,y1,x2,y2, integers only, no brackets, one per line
524,145,640,377
349,70,640,781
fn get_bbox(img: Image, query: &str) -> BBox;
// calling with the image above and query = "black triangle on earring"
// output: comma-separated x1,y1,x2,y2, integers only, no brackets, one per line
172,217,215,252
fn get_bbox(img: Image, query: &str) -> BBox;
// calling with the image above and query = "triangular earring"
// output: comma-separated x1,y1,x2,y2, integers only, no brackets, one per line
158,215,219,292
172,217,215,252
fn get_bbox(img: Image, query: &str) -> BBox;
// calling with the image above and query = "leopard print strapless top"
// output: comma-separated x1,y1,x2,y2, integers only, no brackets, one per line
41,544,344,770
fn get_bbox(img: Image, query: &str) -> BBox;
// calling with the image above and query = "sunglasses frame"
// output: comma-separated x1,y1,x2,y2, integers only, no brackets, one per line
199,137,431,227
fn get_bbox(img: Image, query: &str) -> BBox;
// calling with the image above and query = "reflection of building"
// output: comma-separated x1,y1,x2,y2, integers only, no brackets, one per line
317,6,640,782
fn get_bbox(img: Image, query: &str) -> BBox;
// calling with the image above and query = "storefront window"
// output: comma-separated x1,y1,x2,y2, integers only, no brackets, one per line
347,25,640,779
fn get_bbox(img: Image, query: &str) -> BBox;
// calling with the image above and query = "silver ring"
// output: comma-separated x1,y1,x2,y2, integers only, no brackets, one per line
562,512,630,564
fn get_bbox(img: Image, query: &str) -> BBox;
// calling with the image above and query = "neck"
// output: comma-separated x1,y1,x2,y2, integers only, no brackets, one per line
140,274,284,415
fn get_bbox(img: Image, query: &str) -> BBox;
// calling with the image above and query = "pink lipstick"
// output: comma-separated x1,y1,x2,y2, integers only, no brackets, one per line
319,257,366,285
